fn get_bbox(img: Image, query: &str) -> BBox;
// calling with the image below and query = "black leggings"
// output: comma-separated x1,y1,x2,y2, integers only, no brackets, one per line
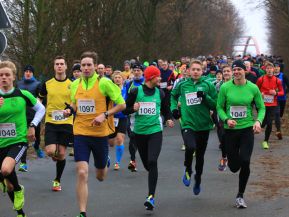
135,131,162,196
275,100,286,131
225,127,254,195
262,106,276,141
182,129,209,182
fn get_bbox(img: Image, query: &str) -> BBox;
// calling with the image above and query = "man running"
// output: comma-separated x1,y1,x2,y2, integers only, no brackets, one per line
66,51,125,217
217,59,265,208
124,65,174,211
0,61,45,217
17,64,45,172
171,59,217,196
256,62,283,149
38,56,74,191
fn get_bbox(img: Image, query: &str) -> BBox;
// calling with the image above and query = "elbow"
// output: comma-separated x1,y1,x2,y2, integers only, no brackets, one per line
120,103,126,111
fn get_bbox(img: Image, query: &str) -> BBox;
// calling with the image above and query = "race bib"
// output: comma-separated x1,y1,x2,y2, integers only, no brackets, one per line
185,92,201,106
77,99,96,114
0,123,17,138
114,118,119,127
230,106,247,119
263,95,274,103
138,102,156,115
160,82,167,89
52,110,67,121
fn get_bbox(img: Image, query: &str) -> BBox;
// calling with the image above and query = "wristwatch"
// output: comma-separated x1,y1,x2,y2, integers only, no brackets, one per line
104,111,109,119
29,123,36,128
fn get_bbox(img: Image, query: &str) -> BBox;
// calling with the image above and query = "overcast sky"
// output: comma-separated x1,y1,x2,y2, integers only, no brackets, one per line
230,0,269,55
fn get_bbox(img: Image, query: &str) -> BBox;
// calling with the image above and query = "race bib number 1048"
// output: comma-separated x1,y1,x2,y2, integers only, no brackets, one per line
0,123,17,138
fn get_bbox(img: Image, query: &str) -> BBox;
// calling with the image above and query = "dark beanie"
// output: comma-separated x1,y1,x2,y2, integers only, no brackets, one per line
210,65,218,71
232,60,246,70
23,64,35,73
72,64,81,72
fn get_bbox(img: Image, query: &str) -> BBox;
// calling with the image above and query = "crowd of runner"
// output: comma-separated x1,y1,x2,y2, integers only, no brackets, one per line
0,52,288,217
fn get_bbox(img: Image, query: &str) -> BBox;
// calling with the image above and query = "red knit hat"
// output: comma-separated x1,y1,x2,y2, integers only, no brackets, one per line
144,66,160,81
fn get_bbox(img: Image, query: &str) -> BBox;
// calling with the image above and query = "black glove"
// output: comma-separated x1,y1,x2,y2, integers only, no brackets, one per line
197,91,206,99
64,102,75,116
172,109,181,119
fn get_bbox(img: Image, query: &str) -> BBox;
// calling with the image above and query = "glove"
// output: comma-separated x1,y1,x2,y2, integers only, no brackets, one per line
64,102,75,116
172,109,181,119
197,91,206,99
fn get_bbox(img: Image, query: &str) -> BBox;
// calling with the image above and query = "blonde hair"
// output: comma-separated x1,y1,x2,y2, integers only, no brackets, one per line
112,70,123,81
0,61,17,76
189,59,203,67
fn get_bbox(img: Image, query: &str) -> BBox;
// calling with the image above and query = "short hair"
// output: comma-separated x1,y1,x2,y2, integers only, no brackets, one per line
80,51,98,64
222,65,232,70
189,59,203,67
111,70,123,80
0,61,17,76
54,55,66,64
105,65,112,69
265,62,274,68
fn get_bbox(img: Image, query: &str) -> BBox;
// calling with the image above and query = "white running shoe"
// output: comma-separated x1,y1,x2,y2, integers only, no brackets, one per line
235,197,247,208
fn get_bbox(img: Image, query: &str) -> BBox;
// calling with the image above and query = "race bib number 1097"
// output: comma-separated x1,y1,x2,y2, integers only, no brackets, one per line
77,99,96,114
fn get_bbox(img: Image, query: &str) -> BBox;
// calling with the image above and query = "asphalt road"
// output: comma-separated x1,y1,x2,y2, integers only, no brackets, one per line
1,127,289,217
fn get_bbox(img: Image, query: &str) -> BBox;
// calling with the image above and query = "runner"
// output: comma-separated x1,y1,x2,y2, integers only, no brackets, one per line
256,62,284,149
123,65,174,211
274,62,289,139
0,61,45,217
66,51,125,217
217,59,265,208
38,56,74,191
125,63,145,172
108,71,128,170
217,65,233,171
171,59,217,196
17,64,45,173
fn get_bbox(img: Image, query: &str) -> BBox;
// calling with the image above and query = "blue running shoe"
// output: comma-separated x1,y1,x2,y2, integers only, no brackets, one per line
193,183,201,195
144,195,155,210
19,163,28,172
36,148,45,158
182,169,191,187
107,156,111,168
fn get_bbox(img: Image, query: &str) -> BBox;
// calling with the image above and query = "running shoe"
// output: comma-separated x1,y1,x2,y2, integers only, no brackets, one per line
276,131,283,140
36,148,45,158
235,197,247,208
181,144,185,151
262,141,269,149
52,180,61,191
128,160,137,172
17,215,26,217
76,214,85,217
193,183,201,195
0,181,7,193
218,158,228,171
144,195,155,210
69,148,74,156
14,185,25,210
19,163,28,172
182,169,191,187
114,163,120,170
107,156,111,168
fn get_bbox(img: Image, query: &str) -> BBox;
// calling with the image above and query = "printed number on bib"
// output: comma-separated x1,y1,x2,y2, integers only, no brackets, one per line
114,118,119,127
160,82,167,89
138,102,156,115
77,99,96,114
52,110,67,121
263,95,274,103
230,106,247,119
0,123,17,138
185,92,201,105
